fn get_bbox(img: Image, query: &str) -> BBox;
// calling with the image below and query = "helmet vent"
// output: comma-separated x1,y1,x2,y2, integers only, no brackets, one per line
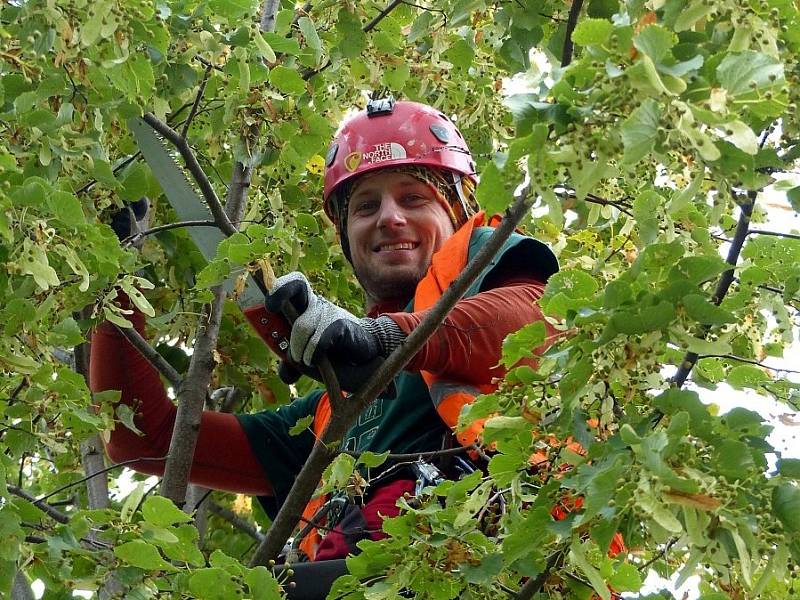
325,143,339,167
429,124,450,143
366,96,396,117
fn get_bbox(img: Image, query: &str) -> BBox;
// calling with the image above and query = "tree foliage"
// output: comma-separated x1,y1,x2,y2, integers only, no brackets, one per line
2,0,800,598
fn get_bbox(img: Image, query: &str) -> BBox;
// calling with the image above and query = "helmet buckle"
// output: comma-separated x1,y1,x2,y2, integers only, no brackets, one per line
366,96,396,117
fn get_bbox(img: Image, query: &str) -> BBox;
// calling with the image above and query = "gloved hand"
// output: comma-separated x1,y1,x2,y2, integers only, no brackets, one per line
265,272,406,391
110,197,150,246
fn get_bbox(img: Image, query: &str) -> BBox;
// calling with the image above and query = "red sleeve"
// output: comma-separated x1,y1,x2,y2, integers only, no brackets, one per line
385,276,554,385
90,310,272,496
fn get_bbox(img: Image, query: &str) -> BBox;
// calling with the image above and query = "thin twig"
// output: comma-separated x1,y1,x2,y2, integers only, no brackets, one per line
115,324,182,389
561,0,585,67
182,64,214,139
141,113,237,237
699,354,800,375
364,0,403,32
301,0,405,81
209,501,265,541
638,537,678,572
35,456,169,502
748,228,800,241
342,444,479,462
122,219,218,246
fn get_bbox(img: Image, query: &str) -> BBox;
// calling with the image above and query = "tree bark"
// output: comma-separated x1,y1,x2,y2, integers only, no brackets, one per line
11,571,34,600
260,0,280,33
160,285,227,505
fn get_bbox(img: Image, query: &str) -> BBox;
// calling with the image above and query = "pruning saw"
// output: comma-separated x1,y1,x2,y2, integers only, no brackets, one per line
128,117,292,360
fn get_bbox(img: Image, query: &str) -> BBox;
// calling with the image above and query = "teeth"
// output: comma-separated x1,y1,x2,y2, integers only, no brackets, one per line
380,242,415,251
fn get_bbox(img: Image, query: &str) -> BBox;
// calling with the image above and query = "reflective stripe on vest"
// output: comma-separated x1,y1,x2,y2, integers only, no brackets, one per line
415,212,501,447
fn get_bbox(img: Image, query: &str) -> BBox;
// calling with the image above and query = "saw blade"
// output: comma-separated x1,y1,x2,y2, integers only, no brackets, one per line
128,117,263,308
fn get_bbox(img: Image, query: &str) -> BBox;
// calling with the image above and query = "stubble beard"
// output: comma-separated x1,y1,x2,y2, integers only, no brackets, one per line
355,263,429,307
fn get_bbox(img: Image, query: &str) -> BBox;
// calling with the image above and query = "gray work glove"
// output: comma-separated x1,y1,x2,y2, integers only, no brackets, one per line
265,272,405,391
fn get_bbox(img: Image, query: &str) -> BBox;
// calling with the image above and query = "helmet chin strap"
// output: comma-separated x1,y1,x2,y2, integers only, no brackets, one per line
450,172,473,225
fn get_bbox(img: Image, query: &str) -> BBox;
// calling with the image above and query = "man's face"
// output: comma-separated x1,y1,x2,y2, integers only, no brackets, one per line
346,171,455,306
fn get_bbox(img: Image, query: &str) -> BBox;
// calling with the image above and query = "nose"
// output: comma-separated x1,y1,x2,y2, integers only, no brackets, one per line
375,195,406,229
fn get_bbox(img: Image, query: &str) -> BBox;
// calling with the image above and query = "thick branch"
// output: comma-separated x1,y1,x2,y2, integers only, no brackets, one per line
209,501,265,541
140,113,237,237
8,485,70,524
115,325,181,389
249,187,537,566
671,194,755,388
74,318,110,510
260,0,281,33
160,285,227,505
561,0,585,67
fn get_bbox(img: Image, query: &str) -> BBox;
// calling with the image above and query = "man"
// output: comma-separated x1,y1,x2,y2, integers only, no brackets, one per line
90,98,558,563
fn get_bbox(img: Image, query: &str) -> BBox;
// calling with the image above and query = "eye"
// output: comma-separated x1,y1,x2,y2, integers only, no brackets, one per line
402,193,429,206
351,198,379,215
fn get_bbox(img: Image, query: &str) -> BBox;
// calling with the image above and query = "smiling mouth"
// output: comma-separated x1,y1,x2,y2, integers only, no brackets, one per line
375,242,419,252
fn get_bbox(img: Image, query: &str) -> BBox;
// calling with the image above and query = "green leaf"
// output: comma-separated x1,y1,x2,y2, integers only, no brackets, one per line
51,317,84,347
444,38,475,69
779,458,800,479
621,99,659,164
673,0,713,32
667,172,703,215
269,66,306,96
787,187,800,211
634,24,675,62
571,18,613,46
357,451,390,468
772,484,800,533
120,482,145,522
611,301,675,334
18,239,59,291
261,32,300,55
488,453,524,487
253,31,276,62
543,269,598,304
724,120,759,155
727,365,770,390
608,563,643,592
244,566,282,599
189,568,242,599
114,540,175,570
501,321,546,367
475,162,512,215
48,191,85,226
559,358,592,402
717,51,784,96
714,439,755,480
682,294,734,325
142,496,193,527
460,553,503,584
208,0,255,20
288,414,314,436
383,64,410,91
671,255,730,285
570,540,611,600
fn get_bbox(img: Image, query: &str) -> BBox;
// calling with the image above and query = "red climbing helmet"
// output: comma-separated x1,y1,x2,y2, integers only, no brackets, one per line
323,97,477,223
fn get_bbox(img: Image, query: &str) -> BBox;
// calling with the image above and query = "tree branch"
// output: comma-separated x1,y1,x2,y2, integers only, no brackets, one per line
699,354,800,375
122,219,218,246
8,485,70,524
209,501,265,541
182,64,214,139
748,228,800,241
249,187,538,566
515,547,567,599
364,0,403,33
671,193,755,389
140,113,237,237
161,286,227,505
561,0,585,68
301,0,406,81
260,0,281,33
115,325,182,389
